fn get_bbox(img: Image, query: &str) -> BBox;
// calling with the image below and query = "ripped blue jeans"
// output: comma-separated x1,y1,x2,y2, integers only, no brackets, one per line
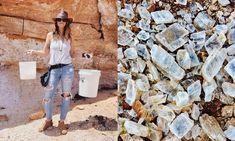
43,63,74,120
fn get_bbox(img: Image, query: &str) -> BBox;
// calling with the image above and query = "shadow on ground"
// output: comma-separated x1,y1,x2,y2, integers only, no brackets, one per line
43,115,118,137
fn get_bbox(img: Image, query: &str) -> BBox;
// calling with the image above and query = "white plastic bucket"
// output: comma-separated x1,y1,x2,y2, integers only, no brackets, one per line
19,61,36,80
79,69,101,98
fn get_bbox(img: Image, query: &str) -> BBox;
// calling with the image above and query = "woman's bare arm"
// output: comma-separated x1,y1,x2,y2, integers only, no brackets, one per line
69,38,75,58
27,32,51,56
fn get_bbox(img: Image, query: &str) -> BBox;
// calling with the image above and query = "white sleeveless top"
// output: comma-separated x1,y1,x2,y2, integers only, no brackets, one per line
49,38,72,65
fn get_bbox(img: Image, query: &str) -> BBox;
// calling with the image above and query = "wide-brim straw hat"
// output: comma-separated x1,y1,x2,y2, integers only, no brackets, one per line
52,10,73,23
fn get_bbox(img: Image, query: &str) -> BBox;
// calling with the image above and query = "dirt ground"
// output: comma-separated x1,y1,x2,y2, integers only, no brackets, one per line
0,89,118,141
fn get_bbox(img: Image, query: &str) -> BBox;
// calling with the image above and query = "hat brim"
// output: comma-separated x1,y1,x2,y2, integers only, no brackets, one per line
52,18,73,23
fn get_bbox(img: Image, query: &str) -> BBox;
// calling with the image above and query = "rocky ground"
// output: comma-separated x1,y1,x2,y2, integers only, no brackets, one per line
0,88,118,141
118,0,235,140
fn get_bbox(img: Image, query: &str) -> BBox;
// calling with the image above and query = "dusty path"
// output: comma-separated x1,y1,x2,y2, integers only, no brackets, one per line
0,90,118,141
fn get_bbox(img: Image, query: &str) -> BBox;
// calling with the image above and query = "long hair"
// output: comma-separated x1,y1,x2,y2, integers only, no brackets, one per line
53,21,72,40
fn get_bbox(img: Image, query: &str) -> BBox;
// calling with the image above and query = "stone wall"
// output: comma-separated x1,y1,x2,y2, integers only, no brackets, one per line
0,0,117,95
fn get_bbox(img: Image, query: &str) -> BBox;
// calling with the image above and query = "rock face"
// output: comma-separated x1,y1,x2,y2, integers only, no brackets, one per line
0,0,100,26
0,0,117,89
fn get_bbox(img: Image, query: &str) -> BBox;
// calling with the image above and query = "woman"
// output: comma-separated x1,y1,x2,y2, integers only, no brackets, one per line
27,10,75,135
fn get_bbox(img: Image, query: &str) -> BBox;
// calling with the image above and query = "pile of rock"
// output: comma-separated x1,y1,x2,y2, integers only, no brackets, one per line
118,0,235,140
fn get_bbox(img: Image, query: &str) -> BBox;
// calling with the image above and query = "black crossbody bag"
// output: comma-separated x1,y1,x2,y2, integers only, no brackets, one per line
40,64,69,87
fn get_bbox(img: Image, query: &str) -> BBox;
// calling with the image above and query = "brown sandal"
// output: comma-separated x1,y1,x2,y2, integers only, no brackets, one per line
38,120,53,132
58,121,69,135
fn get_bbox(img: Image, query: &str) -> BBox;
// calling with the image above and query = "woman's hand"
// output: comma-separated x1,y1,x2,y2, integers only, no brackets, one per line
26,50,35,55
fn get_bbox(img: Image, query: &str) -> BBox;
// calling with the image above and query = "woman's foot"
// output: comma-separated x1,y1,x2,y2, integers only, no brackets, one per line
58,120,69,135
38,120,53,132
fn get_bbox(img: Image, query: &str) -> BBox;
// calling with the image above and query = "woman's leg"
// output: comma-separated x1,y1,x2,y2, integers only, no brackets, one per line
58,64,74,135
43,70,60,120
60,64,74,120
39,69,60,132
